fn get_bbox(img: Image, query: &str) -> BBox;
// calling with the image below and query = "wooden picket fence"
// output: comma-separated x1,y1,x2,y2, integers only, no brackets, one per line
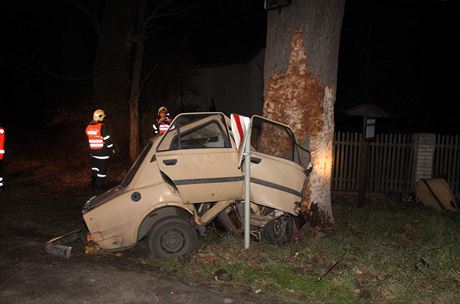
433,135,460,196
332,132,415,193
332,132,460,195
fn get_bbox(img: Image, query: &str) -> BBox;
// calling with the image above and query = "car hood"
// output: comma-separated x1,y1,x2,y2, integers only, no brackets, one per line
82,136,162,214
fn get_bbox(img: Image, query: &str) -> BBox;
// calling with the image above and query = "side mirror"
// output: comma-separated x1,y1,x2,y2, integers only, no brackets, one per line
305,162,313,176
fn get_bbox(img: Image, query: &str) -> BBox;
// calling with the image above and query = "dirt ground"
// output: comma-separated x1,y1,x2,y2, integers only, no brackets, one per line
0,172,279,304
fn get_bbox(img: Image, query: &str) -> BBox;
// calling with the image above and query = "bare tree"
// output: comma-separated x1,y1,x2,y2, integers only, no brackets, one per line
263,0,345,224
125,0,202,160
20,0,201,161
60,0,203,160
92,0,137,155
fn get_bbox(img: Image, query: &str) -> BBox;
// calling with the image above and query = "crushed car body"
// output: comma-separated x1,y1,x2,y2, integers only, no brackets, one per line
81,112,312,258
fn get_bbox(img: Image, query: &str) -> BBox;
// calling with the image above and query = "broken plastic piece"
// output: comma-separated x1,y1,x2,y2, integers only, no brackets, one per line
45,228,83,259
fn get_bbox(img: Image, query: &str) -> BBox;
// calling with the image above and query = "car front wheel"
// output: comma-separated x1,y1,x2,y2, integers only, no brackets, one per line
261,214,293,244
147,218,198,258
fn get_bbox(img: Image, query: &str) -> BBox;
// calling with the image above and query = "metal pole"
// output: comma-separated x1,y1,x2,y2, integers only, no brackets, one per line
243,125,251,249
357,116,369,208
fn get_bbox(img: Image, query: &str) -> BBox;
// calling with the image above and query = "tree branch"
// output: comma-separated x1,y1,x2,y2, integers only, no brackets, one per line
148,1,204,21
14,62,131,85
15,62,94,81
140,63,159,93
56,0,105,41
143,0,177,27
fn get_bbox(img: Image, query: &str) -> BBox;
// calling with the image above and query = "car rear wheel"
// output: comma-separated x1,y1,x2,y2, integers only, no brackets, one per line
147,218,198,258
218,202,294,244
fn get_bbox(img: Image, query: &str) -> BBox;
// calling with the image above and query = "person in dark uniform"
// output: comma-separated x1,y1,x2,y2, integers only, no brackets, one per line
85,109,114,188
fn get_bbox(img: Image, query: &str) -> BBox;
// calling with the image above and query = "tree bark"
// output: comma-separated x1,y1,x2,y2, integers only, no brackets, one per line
263,0,345,225
128,0,146,161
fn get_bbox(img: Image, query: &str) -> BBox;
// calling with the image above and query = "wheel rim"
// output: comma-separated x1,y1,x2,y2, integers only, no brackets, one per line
159,228,186,254
273,216,287,237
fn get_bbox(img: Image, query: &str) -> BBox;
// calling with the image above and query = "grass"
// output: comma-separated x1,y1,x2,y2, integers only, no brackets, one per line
3,151,459,302
145,199,460,303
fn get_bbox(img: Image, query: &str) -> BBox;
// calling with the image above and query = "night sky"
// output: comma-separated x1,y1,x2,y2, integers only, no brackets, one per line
2,0,460,134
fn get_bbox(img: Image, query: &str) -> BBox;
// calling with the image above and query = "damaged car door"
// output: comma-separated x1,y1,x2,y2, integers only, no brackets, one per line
155,113,243,204
241,115,309,214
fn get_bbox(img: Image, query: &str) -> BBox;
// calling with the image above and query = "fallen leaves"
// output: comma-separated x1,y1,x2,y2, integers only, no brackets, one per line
211,268,231,281
193,252,218,263
292,265,316,276
354,268,364,276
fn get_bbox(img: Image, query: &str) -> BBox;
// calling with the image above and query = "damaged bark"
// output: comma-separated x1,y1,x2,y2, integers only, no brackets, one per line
263,0,345,225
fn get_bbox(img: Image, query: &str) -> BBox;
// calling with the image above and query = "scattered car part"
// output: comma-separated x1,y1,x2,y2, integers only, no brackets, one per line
416,178,458,211
261,214,294,243
45,228,83,258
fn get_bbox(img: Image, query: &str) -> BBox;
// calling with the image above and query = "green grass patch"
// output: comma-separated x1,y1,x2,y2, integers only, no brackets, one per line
145,200,460,303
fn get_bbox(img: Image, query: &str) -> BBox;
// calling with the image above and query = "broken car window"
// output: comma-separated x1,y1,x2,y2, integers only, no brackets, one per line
250,117,294,162
157,113,230,151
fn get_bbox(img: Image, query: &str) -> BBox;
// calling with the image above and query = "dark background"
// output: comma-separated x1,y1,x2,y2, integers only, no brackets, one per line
2,0,460,134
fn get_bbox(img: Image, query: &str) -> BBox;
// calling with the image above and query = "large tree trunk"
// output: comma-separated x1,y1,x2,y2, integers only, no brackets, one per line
93,0,136,155
263,0,345,225
128,0,146,161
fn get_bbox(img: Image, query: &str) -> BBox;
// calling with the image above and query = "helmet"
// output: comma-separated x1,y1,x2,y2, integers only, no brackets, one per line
158,106,168,116
93,109,106,122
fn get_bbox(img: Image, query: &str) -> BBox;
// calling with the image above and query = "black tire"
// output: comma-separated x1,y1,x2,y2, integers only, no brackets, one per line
147,217,198,258
261,214,293,244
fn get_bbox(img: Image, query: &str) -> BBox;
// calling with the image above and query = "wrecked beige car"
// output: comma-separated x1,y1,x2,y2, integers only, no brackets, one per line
82,113,312,258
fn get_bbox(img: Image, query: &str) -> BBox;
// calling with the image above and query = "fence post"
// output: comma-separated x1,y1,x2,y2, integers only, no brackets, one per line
413,133,436,187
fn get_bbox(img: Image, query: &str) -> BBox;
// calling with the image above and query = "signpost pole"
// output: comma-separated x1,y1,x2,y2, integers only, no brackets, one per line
243,124,251,249
357,116,370,207
345,104,387,208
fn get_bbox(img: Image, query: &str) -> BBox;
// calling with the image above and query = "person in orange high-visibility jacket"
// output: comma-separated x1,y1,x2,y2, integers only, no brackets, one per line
85,109,114,188
153,106,172,135
0,126,5,191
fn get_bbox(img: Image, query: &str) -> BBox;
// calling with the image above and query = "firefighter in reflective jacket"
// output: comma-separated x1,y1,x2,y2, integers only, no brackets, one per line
85,109,114,188
0,126,5,191
153,106,172,135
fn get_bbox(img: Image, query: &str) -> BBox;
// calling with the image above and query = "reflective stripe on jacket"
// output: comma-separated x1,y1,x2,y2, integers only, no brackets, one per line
159,123,170,134
85,123,104,150
0,127,4,160
156,116,172,135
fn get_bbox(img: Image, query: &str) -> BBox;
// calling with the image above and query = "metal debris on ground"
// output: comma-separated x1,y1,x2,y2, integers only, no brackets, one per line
415,257,430,271
45,228,83,259
318,252,346,281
